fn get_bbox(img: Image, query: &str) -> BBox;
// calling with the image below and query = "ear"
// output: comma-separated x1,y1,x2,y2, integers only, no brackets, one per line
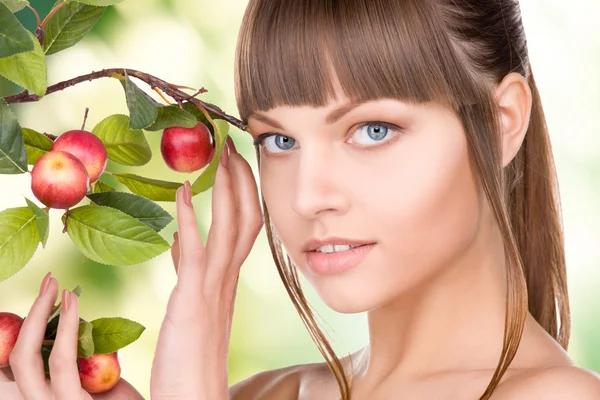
495,72,532,167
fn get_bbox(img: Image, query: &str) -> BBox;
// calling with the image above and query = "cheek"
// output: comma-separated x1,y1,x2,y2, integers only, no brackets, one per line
258,158,297,240
361,129,482,290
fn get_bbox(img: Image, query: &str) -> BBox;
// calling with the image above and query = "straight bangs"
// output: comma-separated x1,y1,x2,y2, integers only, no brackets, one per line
234,0,485,125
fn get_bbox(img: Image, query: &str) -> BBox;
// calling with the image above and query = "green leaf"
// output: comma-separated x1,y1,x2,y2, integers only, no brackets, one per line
22,127,53,164
45,285,83,339
0,1,34,59
25,197,49,248
91,317,145,354
0,207,39,282
191,119,229,194
42,345,51,377
122,72,158,130
62,205,170,266
87,192,173,232
78,320,95,358
0,0,29,13
0,32,47,96
112,173,182,202
92,114,151,166
145,105,198,131
42,1,105,56
92,180,115,193
66,0,123,5
0,100,27,174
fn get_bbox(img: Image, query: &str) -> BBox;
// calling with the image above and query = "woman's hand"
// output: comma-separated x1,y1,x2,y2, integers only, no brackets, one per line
0,274,144,400
150,138,263,399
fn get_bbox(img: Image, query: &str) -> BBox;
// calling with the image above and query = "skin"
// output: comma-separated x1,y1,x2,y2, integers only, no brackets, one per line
0,136,264,399
229,72,600,399
2,72,598,398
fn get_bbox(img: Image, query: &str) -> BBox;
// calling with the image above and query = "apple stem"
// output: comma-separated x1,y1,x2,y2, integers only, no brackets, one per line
154,87,173,105
42,339,55,346
40,2,67,29
43,132,58,141
62,209,70,234
27,5,42,28
1,68,248,132
81,107,89,130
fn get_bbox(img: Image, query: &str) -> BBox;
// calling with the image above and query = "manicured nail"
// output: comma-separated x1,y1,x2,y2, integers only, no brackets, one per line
184,181,192,207
220,144,230,169
39,272,52,296
173,231,178,241
226,136,238,154
62,290,70,312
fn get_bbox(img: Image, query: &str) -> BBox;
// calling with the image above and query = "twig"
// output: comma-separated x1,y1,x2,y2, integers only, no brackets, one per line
2,68,247,131
180,87,207,102
41,2,67,29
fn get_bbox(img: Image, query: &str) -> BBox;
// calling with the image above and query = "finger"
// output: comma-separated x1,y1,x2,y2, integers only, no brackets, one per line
225,149,264,285
175,181,206,286
0,367,11,382
49,290,82,399
10,272,56,399
205,144,238,283
171,231,180,274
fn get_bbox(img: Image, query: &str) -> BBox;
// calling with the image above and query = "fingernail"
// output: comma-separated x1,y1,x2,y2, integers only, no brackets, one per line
62,290,70,312
226,136,238,154
220,144,230,169
39,272,52,296
184,181,192,207
173,231,178,241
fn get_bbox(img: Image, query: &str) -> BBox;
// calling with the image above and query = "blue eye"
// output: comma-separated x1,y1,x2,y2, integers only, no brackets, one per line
350,123,395,145
263,134,296,153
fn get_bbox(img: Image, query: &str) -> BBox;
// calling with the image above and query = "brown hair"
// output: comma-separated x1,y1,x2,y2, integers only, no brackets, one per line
234,0,570,398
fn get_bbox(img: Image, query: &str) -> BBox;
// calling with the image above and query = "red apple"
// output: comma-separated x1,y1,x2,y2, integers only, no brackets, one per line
51,130,108,183
0,312,24,367
79,352,121,394
161,122,215,172
31,151,90,209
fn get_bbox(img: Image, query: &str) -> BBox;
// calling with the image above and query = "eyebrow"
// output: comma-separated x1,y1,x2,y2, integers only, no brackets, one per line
251,101,361,130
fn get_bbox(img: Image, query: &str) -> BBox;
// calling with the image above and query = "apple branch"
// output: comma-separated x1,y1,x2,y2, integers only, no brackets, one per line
2,68,248,132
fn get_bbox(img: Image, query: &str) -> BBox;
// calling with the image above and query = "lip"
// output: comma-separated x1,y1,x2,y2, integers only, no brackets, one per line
302,237,375,252
306,243,376,275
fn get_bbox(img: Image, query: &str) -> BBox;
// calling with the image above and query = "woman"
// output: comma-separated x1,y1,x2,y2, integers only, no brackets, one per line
2,0,600,398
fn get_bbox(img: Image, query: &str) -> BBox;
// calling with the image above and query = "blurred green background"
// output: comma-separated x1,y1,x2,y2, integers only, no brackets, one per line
1,0,599,397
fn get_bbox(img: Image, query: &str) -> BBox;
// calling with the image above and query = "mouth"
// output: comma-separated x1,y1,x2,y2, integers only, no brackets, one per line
303,237,376,253
305,243,376,275
310,243,371,254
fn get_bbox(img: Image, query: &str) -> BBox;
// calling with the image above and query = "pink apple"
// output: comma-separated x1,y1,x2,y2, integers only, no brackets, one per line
31,151,90,209
51,130,108,183
79,352,121,394
0,312,24,367
161,122,215,172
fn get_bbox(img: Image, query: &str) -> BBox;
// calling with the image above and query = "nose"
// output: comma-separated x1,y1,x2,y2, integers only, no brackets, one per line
290,146,350,219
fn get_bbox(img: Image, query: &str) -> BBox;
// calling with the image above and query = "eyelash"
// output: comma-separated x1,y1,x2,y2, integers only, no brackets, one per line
252,121,402,153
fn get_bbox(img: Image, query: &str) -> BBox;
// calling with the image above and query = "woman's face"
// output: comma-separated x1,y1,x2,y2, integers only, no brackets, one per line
247,95,485,313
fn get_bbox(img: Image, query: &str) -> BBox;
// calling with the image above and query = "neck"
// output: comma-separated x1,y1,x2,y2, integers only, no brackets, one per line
354,215,509,387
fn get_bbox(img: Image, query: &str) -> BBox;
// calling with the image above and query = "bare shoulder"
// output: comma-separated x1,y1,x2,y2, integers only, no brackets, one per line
494,366,600,399
229,363,318,400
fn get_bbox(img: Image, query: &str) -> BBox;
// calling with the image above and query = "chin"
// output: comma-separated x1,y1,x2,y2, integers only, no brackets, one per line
295,260,405,314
